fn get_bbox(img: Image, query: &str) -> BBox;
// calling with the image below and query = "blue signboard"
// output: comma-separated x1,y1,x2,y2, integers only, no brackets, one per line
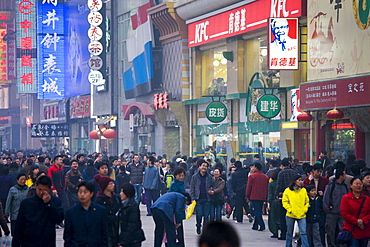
37,1,65,99
64,0,91,97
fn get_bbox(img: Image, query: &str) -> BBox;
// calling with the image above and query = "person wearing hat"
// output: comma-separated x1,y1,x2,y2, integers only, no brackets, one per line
282,175,310,247
172,151,181,163
95,175,121,247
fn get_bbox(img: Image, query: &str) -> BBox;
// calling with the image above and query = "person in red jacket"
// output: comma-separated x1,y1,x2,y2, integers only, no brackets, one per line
245,162,269,231
340,177,370,247
303,163,329,196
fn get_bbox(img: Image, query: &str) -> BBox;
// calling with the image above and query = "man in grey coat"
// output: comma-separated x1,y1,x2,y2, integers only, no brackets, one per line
323,169,349,247
143,156,159,216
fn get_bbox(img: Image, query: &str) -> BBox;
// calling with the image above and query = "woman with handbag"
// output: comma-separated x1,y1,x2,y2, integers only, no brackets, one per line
340,177,370,247
209,168,225,222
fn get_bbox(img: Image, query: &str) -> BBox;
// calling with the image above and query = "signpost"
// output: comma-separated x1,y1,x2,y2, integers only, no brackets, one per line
257,94,281,119
206,101,227,123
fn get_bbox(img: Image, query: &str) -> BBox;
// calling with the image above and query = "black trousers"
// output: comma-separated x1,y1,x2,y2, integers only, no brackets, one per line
152,208,178,247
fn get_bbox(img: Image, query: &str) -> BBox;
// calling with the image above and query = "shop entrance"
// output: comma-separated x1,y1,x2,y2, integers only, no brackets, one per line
297,129,310,162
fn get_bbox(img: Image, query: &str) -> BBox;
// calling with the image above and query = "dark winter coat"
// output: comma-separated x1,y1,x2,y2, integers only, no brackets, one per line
95,192,121,239
118,198,145,247
12,195,64,247
64,202,108,247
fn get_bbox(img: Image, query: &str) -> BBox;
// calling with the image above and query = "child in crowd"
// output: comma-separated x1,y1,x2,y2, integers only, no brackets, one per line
305,185,323,247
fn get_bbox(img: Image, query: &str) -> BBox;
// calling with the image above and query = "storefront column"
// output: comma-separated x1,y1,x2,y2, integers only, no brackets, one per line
355,126,365,159
315,120,325,160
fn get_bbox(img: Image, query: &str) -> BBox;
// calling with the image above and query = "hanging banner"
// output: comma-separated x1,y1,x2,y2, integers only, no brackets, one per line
37,0,65,99
31,123,69,138
16,0,37,93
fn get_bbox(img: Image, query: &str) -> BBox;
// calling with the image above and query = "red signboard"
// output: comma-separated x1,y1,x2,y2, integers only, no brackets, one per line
70,96,91,118
153,93,168,110
299,76,370,110
187,0,302,47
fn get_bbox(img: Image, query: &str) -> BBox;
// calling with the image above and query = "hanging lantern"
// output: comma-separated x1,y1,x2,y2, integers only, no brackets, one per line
326,108,344,121
102,129,117,140
297,112,313,124
89,130,100,140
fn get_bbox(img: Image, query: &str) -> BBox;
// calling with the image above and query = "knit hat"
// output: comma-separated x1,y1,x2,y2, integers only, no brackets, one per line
94,174,113,191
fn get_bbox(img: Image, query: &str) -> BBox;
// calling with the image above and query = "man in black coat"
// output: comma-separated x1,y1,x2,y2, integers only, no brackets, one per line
64,181,108,247
12,176,64,247
231,161,248,223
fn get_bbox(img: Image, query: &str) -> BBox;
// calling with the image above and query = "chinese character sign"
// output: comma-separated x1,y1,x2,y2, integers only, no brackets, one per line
37,1,65,99
206,102,227,123
257,94,281,119
268,18,298,70
153,93,169,110
31,123,69,138
16,0,37,93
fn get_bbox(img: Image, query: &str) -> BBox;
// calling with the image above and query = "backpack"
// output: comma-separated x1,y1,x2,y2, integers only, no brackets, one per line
165,173,174,189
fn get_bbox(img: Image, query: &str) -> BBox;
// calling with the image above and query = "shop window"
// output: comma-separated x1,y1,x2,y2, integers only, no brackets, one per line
327,120,355,163
201,47,228,96
246,37,280,88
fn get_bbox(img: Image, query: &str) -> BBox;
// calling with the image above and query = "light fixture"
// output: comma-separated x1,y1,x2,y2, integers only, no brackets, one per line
220,58,227,65
213,60,220,67
260,48,268,57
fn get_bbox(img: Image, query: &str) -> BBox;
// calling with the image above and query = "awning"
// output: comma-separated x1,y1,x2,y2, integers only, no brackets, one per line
122,102,155,120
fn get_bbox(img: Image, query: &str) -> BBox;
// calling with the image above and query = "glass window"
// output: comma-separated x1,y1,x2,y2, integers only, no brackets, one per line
327,121,355,163
201,47,228,96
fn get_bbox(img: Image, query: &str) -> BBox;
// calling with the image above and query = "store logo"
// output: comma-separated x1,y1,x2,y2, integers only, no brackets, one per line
353,0,370,30
270,0,289,17
194,21,209,43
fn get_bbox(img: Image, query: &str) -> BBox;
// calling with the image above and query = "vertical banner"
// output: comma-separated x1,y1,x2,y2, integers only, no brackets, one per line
268,18,298,70
37,0,65,99
0,12,10,83
16,0,37,93
6,21,16,81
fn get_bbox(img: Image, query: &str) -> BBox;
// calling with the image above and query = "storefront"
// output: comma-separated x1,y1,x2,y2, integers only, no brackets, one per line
184,0,304,162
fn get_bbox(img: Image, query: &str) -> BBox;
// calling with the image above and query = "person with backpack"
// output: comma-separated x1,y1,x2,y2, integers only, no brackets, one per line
165,163,175,192
323,169,350,247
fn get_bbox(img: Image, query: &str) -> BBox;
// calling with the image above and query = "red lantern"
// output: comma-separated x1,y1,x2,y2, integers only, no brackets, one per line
326,108,344,121
297,112,313,124
102,129,117,139
89,130,100,140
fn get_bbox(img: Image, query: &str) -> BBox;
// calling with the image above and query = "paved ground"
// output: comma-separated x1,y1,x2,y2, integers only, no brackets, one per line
54,204,286,247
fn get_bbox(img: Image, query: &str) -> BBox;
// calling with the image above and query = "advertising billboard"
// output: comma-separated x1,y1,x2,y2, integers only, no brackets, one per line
37,1,65,99
64,0,91,97
308,0,370,81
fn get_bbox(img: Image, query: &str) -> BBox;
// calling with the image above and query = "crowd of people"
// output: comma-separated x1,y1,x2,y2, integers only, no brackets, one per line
0,148,369,247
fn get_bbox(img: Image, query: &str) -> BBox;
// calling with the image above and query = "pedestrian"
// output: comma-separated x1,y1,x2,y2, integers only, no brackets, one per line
230,161,249,224
12,176,64,247
91,161,111,200
65,159,83,207
5,173,29,236
115,165,130,194
245,162,269,231
305,185,323,247
95,175,121,247
209,168,225,222
64,181,108,247
26,171,46,197
340,177,370,247
267,169,280,238
25,165,39,187
361,171,370,196
118,183,146,247
48,155,69,214
0,167,14,215
190,159,214,234
77,154,86,174
282,175,310,247
198,221,240,247
226,166,236,220
275,158,299,240
323,168,349,247
0,201,10,237
82,159,97,181
126,154,145,204
169,167,186,194
143,156,160,216
151,192,192,247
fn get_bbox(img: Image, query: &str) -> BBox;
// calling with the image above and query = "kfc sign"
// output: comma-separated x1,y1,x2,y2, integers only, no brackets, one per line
188,0,302,47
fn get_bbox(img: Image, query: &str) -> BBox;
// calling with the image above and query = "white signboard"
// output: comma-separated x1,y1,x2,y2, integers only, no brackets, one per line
88,70,105,85
268,18,298,70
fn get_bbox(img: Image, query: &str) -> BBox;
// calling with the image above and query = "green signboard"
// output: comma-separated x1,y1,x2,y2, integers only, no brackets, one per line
257,94,281,119
206,102,227,123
